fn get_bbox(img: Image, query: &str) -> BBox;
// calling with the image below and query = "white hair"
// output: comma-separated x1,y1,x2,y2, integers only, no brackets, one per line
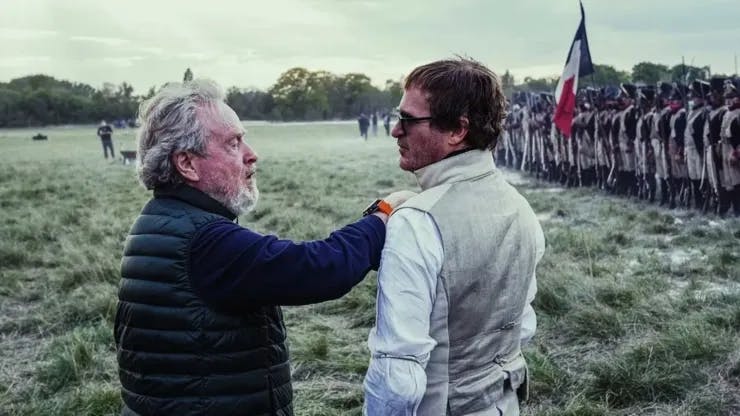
136,79,225,189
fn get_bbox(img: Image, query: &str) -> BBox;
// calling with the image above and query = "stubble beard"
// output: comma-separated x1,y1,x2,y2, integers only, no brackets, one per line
400,143,441,172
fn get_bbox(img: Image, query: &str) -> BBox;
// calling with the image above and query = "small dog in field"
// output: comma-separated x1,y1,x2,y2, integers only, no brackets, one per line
121,150,137,165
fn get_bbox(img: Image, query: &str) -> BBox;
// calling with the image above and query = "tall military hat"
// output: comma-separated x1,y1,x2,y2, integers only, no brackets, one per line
581,88,602,108
602,85,620,101
657,81,674,100
584,87,600,102
638,85,656,106
576,88,589,104
619,83,638,99
724,78,739,98
709,77,727,94
639,85,656,101
689,80,711,98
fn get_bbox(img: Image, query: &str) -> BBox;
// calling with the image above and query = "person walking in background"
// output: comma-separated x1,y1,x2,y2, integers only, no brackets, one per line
114,79,415,416
371,111,378,136
383,111,391,136
363,57,545,415
97,120,115,159
358,112,370,140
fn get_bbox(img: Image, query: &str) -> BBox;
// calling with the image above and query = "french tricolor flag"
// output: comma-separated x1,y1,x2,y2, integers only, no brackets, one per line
553,1,594,137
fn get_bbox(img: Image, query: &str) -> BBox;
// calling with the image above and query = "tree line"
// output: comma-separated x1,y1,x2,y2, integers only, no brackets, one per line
0,75,141,127
0,61,722,127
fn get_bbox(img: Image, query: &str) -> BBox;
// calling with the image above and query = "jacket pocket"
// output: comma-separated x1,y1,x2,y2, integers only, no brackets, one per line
447,364,506,415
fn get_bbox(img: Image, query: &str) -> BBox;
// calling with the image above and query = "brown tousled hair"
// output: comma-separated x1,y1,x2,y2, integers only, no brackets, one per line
404,56,506,150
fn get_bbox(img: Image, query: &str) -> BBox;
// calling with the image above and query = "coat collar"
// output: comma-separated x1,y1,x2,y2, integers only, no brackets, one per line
413,149,496,190
154,184,237,221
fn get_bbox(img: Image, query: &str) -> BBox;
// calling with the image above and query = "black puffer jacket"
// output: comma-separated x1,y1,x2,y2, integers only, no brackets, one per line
115,186,292,416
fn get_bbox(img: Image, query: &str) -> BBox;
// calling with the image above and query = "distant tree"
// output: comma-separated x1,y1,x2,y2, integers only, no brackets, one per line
9,74,59,91
264,68,392,120
22,90,51,125
306,70,337,119
520,76,558,92
384,78,403,109
117,82,134,101
319,72,347,118
101,82,117,98
226,87,274,120
0,87,24,127
269,67,330,120
632,62,670,84
183,68,193,82
583,64,630,87
0,75,139,126
341,73,374,115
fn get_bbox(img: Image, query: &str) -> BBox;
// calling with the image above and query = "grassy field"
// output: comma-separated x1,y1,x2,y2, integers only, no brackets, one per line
0,122,738,416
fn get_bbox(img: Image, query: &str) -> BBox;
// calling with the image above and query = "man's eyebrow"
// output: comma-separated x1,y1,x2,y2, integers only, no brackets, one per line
399,109,413,118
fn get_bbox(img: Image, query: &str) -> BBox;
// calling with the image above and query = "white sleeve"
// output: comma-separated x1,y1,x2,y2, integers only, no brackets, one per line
519,274,537,346
363,208,443,416
521,225,545,347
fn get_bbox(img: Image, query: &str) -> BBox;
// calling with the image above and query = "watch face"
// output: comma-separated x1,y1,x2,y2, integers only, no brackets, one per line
362,199,382,216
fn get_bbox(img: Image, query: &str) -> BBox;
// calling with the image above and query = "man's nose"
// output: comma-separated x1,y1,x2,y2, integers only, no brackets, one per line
391,120,404,138
243,144,258,164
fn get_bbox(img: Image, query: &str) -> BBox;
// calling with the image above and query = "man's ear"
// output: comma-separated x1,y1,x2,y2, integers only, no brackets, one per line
172,151,200,182
448,115,470,147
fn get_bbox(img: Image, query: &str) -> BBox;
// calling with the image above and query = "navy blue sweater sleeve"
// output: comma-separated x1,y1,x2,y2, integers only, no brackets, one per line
189,215,385,311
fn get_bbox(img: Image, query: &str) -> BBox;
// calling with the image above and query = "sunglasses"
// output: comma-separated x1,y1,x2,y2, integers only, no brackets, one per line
395,109,435,133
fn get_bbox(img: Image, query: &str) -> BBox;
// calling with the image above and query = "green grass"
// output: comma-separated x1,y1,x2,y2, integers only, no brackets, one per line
1,122,739,415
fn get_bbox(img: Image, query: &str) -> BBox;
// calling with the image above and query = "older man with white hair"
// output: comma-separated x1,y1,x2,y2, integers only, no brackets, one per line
114,79,414,416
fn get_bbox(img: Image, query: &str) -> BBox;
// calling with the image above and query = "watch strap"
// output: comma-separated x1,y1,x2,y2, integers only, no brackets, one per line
376,199,393,216
363,199,393,217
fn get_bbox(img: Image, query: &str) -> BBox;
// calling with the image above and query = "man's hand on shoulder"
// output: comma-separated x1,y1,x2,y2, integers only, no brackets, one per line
383,190,418,211
371,190,418,224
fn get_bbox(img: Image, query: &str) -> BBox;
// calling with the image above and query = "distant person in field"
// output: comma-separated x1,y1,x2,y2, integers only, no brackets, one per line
383,111,391,136
358,112,370,140
97,120,115,159
371,111,378,136
363,57,545,416
114,79,415,416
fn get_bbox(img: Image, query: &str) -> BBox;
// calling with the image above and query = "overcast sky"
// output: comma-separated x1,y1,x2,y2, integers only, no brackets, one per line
1,0,738,93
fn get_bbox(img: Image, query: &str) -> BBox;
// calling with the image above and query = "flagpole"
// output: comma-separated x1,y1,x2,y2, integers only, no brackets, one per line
553,0,594,138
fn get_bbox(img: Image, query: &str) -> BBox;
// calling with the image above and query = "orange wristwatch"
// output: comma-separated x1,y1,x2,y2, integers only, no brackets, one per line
362,199,393,217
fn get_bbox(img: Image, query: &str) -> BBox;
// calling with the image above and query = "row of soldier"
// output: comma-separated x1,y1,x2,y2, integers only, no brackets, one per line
495,78,740,217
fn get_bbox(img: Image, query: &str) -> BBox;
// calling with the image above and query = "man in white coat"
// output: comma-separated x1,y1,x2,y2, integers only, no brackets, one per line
363,57,545,416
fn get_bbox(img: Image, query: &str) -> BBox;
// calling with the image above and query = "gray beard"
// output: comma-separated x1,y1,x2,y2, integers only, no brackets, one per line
211,183,259,217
